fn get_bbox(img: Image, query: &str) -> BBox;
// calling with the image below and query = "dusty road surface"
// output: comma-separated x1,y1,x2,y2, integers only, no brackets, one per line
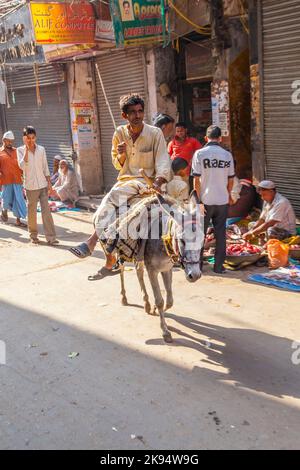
0,210,300,450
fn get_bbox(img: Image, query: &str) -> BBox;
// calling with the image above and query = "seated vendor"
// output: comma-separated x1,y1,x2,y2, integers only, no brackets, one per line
243,180,296,241
50,155,63,185
50,159,79,205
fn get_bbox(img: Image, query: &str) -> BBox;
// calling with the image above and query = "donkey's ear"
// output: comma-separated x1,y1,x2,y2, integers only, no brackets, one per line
189,190,201,212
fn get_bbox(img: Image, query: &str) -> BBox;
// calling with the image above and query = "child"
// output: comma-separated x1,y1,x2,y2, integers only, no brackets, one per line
167,157,190,203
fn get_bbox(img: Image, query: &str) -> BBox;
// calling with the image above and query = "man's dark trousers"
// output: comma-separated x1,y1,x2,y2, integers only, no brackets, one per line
203,204,228,272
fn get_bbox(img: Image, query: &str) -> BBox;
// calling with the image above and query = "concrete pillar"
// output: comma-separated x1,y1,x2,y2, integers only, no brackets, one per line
67,60,103,194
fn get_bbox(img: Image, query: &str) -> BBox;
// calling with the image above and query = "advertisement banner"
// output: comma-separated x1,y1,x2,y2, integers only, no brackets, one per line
110,0,169,47
30,1,96,45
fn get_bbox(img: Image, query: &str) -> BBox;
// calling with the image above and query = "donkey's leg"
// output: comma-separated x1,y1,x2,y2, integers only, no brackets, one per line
148,270,172,342
161,270,173,311
136,261,151,314
120,263,128,306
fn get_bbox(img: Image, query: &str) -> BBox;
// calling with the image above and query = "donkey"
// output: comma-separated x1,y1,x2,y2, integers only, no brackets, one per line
119,192,204,343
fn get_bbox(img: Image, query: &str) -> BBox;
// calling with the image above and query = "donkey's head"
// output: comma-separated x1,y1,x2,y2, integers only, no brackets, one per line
157,192,204,283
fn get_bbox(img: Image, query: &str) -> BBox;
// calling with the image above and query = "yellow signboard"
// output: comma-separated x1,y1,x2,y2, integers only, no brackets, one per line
30,1,96,44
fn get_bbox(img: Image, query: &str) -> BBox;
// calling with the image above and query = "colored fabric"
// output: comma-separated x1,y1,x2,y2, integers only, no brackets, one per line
17,144,50,191
248,267,300,292
112,123,171,182
1,183,27,219
0,146,23,185
192,142,235,206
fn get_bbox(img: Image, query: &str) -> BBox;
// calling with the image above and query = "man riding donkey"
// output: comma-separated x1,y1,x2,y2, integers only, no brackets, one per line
70,93,171,279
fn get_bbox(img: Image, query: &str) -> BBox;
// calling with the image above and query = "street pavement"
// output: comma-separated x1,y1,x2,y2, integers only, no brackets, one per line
0,210,300,450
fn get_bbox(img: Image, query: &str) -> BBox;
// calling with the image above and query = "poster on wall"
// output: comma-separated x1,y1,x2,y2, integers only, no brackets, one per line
110,0,170,47
211,80,230,138
70,102,95,151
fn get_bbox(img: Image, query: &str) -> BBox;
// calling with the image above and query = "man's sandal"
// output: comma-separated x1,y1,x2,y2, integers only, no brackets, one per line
69,242,92,258
87,264,121,281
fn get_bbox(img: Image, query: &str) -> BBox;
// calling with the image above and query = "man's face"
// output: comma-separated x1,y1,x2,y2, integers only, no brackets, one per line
59,161,68,174
123,103,144,127
3,138,14,149
259,188,275,203
124,2,130,14
162,122,174,139
24,133,36,148
175,126,187,140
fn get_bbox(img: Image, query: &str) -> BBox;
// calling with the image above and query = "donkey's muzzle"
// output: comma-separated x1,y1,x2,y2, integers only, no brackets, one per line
185,268,202,283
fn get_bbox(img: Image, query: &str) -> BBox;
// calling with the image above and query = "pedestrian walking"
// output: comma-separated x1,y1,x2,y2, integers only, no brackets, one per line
192,125,235,274
17,126,58,245
0,130,27,226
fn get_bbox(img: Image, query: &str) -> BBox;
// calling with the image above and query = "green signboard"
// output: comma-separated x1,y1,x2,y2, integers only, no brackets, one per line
110,0,169,47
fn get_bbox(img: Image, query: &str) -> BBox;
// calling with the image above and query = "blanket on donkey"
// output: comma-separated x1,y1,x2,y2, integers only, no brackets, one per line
99,195,158,262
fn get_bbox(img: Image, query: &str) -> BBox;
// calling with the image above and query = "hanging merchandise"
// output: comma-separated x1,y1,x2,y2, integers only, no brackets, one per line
110,0,170,48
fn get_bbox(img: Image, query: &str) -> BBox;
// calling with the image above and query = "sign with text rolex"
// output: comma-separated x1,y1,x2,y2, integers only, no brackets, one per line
110,0,169,47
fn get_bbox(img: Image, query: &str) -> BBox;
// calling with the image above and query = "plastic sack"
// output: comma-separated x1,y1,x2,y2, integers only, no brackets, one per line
267,239,289,269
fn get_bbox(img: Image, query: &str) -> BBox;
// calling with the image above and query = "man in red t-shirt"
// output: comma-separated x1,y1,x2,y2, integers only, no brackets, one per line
168,122,202,180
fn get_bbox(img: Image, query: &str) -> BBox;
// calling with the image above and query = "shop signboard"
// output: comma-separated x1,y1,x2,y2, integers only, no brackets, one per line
110,0,169,47
30,1,96,45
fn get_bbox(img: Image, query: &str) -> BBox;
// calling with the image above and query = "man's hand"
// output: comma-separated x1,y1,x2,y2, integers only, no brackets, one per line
152,177,167,193
229,195,235,206
242,231,254,241
117,142,127,155
48,181,53,195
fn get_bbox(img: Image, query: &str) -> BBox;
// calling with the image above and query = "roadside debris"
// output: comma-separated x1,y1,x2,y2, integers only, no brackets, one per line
68,352,79,359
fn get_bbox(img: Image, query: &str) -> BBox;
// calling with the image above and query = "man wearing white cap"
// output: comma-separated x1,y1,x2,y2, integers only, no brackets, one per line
0,130,27,226
243,180,296,241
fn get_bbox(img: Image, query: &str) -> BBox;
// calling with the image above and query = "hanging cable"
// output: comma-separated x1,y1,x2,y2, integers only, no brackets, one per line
168,0,211,36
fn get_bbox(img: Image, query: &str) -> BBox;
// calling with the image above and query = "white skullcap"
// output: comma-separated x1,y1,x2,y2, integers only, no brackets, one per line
3,130,15,140
258,180,276,190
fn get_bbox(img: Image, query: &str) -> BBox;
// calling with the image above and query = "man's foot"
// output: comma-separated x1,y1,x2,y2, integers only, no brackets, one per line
30,238,40,245
16,219,27,227
213,268,227,274
47,239,59,245
88,264,121,281
1,210,8,222
70,242,92,258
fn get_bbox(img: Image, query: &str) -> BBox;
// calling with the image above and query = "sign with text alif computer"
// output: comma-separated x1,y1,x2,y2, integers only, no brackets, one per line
110,0,169,47
30,1,96,45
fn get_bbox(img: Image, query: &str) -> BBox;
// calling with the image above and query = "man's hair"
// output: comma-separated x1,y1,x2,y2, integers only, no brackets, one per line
206,125,221,139
23,126,36,136
171,157,188,174
153,113,174,129
119,94,144,114
123,0,130,6
175,122,187,129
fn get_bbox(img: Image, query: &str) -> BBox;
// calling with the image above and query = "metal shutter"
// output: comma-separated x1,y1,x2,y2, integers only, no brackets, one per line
6,83,73,172
95,48,147,190
262,0,300,215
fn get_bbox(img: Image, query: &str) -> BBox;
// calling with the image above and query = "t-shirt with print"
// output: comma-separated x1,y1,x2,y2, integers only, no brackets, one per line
192,142,235,206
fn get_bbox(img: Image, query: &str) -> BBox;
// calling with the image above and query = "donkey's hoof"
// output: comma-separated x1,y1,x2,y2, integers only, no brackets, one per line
163,332,173,343
149,306,159,316
144,302,151,314
164,302,173,312
121,297,128,306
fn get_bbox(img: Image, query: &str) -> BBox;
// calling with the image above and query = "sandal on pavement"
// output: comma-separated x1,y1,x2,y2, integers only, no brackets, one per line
47,239,59,245
1,211,8,223
69,242,92,258
30,238,40,245
16,221,27,227
88,266,121,281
